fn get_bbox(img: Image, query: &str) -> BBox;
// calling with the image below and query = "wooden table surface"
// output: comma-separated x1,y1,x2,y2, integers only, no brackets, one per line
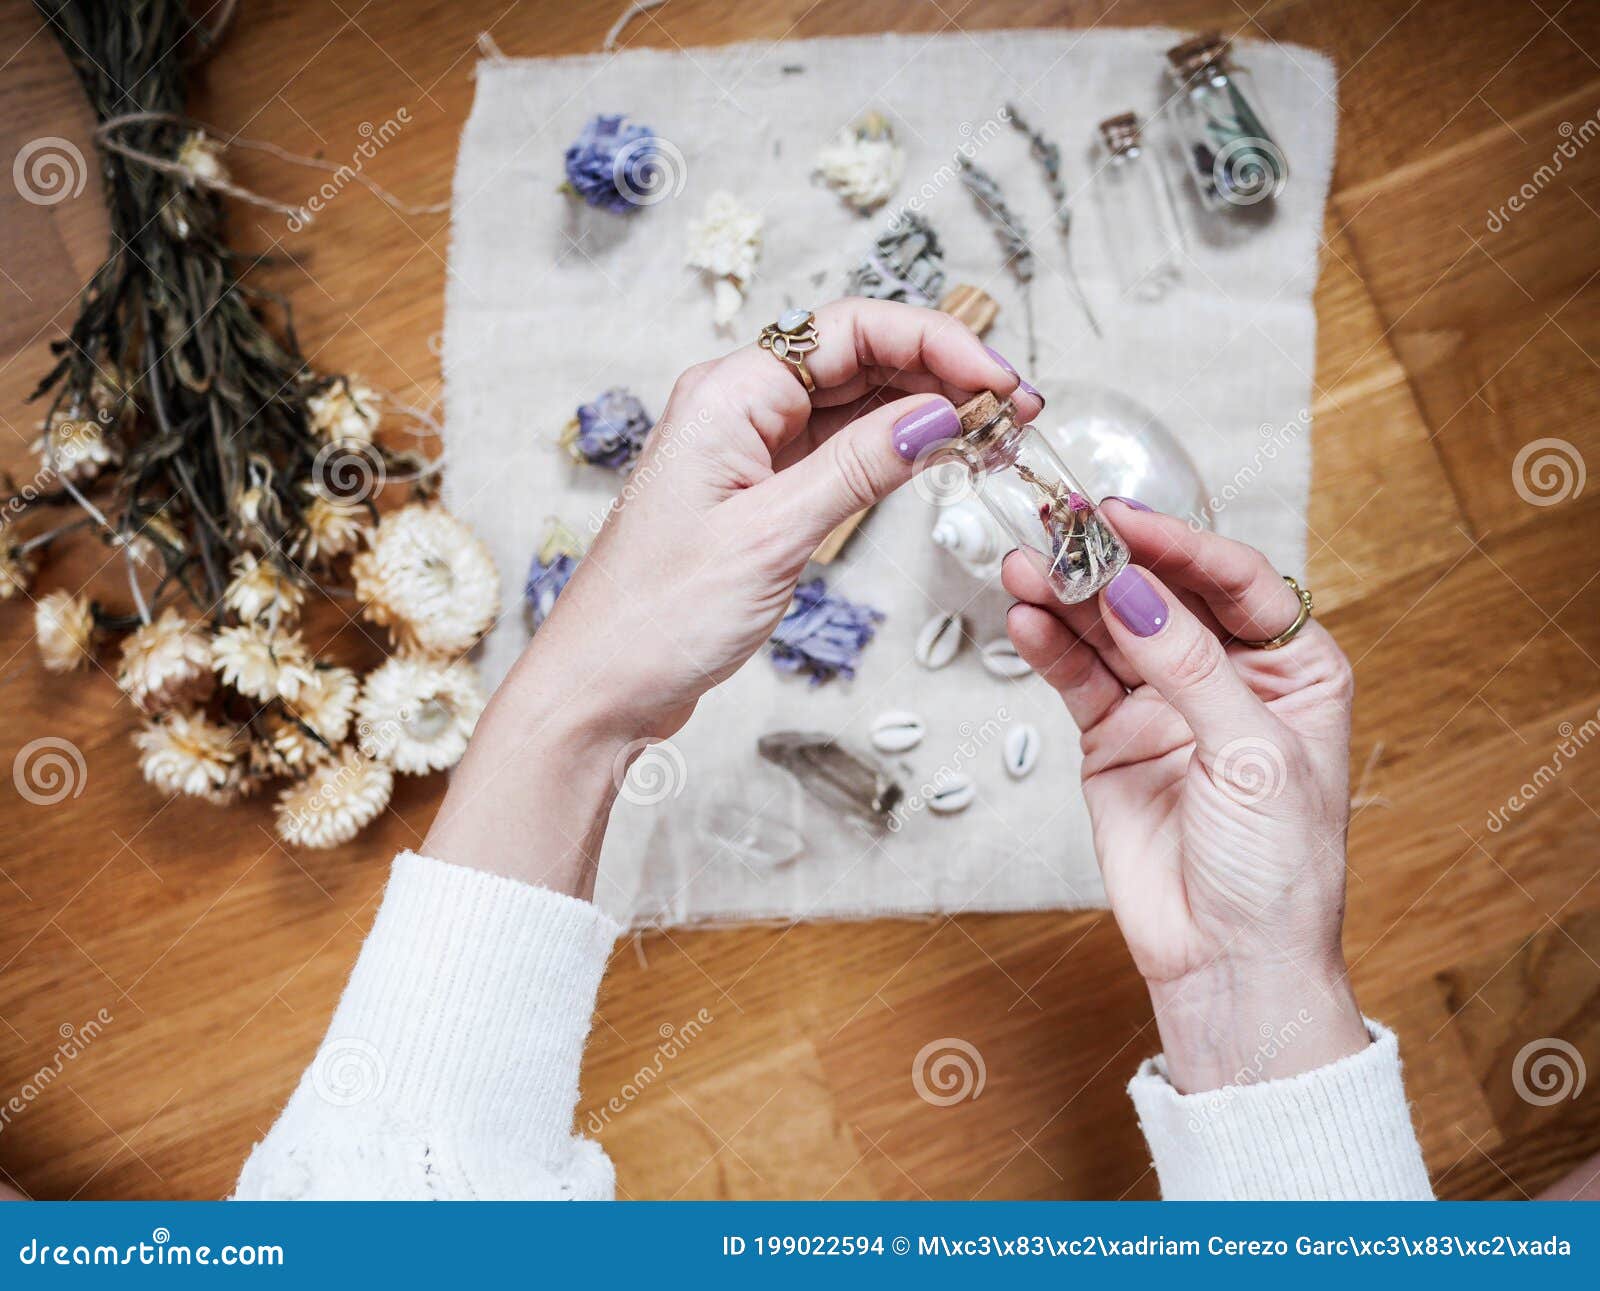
2,0,1598,1200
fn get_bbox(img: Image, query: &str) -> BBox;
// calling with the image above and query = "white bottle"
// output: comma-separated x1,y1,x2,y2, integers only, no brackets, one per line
930,498,1007,582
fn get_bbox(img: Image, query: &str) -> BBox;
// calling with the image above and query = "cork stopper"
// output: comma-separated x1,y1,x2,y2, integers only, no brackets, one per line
1099,112,1141,156
955,390,1018,449
1167,31,1229,80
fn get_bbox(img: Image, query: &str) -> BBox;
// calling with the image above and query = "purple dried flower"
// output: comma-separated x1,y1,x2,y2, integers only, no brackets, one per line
562,388,653,470
769,579,884,685
563,114,659,214
524,520,585,628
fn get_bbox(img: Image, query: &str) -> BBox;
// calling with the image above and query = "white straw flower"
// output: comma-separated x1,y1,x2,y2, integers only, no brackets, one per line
356,655,485,774
34,590,95,673
260,714,331,773
287,665,358,744
306,379,381,443
302,495,370,562
224,554,304,623
117,608,214,714
212,623,316,702
351,504,499,656
177,131,228,186
1,545,36,600
275,749,393,849
685,191,763,326
34,415,120,485
815,112,903,214
134,710,240,798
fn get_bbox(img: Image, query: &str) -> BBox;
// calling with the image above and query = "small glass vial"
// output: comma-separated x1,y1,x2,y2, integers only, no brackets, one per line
950,392,1129,605
1093,112,1186,301
1166,32,1287,210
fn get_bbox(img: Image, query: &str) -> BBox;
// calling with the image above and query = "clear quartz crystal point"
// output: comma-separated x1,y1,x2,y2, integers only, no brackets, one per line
949,393,1129,605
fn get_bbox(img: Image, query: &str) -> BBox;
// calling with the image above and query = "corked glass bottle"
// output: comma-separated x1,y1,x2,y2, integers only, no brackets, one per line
949,392,1129,605
1093,112,1186,301
1165,32,1287,210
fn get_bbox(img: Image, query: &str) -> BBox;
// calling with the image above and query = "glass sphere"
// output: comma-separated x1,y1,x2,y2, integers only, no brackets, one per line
1036,382,1213,529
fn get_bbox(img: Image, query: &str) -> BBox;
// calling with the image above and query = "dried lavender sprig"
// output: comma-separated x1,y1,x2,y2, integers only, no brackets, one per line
957,157,1037,369
1006,103,1102,339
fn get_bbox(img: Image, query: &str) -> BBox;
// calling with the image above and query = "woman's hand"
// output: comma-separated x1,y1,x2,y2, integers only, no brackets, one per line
526,299,1039,740
424,298,1040,896
1004,502,1370,1093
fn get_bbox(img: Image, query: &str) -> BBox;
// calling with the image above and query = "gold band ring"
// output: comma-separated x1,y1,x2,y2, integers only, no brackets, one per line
758,307,820,393
1235,576,1314,650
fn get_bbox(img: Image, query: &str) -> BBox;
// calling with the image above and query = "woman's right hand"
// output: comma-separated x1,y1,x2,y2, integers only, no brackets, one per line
1003,502,1371,1093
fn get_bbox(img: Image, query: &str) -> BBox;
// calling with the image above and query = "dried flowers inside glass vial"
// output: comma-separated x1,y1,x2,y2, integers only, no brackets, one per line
1092,113,1186,302
1165,33,1288,210
946,393,1128,605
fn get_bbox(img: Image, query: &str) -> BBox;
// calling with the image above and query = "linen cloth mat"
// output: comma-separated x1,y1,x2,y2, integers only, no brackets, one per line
442,28,1338,927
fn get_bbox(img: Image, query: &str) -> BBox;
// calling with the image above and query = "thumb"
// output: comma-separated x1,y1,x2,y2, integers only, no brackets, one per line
1097,564,1283,764
755,394,962,548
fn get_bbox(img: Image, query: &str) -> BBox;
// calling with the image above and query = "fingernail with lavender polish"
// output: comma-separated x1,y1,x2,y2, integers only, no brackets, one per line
1104,496,1153,512
1105,568,1169,637
892,400,961,461
984,345,1043,407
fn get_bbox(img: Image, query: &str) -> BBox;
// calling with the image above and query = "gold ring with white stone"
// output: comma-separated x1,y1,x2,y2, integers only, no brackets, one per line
1235,576,1314,650
758,307,820,393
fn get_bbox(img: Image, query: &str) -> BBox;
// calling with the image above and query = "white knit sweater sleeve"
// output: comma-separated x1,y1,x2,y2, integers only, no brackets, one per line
233,851,622,1200
1128,1018,1434,1199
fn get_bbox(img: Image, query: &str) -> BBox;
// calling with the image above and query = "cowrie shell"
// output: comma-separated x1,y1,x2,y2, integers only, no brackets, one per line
915,612,966,670
928,774,975,814
980,638,1031,678
870,711,926,754
1004,724,1040,779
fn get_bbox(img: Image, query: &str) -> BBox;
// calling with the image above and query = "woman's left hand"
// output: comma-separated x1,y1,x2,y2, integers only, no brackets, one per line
517,297,1040,741
424,298,1040,894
